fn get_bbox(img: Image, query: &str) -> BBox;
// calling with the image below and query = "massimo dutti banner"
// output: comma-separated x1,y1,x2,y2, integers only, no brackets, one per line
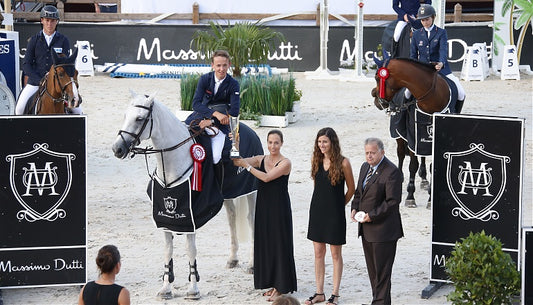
0,116,87,288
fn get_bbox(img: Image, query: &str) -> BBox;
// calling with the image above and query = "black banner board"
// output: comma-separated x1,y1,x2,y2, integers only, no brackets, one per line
430,114,523,282
11,23,511,72
0,116,87,288
523,228,533,305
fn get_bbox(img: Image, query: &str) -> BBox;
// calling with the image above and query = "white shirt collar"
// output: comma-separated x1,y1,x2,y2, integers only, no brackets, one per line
43,31,56,46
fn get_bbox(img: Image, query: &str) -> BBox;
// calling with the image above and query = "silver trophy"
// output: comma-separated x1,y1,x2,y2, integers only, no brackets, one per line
229,116,240,158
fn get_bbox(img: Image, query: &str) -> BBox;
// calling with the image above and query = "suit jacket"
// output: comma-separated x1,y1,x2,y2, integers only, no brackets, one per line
351,156,404,243
23,30,71,86
185,71,240,134
410,25,452,75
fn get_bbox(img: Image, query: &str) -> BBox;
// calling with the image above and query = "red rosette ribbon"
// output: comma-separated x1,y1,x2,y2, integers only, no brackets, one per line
377,67,389,98
190,144,206,191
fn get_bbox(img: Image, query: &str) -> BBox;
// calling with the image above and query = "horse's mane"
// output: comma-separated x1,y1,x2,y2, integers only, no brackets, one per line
393,58,437,74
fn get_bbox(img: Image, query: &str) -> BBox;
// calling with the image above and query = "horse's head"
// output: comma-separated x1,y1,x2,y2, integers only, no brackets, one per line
371,51,396,111
112,92,157,159
50,48,81,109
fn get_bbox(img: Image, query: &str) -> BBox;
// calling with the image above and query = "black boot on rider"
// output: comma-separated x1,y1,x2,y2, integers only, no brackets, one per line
391,40,400,58
455,99,465,114
214,161,224,189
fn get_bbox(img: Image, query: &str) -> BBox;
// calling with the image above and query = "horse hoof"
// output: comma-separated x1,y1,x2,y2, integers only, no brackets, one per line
247,266,254,274
185,292,201,300
426,201,431,209
405,200,417,208
420,180,430,190
226,259,239,269
157,291,174,300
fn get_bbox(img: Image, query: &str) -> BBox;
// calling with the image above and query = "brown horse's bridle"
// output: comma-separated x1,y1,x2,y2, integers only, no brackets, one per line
43,63,79,104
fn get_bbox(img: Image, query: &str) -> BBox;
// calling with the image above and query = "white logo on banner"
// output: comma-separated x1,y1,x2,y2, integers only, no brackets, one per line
137,38,302,62
443,143,509,222
6,143,75,222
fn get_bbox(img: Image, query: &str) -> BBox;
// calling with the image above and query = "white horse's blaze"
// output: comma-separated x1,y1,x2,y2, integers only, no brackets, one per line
70,77,79,106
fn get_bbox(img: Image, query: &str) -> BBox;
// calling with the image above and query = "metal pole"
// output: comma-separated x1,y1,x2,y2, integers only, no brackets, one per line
4,0,13,31
319,0,329,70
355,0,364,77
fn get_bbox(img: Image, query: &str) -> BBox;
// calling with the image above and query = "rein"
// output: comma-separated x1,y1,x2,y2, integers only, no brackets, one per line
44,64,79,104
416,71,438,102
118,103,205,187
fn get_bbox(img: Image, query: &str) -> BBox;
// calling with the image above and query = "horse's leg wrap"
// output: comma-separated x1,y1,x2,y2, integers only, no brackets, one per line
188,260,200,282
164,258,174,283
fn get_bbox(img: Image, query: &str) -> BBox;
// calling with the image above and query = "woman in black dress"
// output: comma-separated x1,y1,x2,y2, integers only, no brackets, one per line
78,244,130,305
305,127,355,305
233,129,297,302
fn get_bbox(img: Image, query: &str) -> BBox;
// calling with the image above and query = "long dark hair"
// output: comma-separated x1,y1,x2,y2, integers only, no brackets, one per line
311,127,344,185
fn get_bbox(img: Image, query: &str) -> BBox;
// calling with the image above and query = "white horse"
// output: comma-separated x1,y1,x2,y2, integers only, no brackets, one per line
112,92,259,299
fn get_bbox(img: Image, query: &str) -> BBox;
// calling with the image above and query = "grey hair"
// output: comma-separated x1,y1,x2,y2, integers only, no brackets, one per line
365,137,384,151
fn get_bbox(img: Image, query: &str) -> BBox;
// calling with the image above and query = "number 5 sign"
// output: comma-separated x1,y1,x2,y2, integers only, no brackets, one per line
500,44,520,80
75,41,94,76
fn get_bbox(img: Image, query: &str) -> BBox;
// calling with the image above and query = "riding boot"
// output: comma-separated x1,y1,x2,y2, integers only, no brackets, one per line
455,99,465,114
214,161,224,189
391,40,400,58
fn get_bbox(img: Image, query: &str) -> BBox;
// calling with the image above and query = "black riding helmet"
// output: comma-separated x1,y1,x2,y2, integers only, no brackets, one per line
40,5,60,20
417,4,436,20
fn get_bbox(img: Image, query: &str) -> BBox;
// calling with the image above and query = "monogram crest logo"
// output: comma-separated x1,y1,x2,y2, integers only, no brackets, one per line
164,196,177,214
6,143,76,222
444,143,510,222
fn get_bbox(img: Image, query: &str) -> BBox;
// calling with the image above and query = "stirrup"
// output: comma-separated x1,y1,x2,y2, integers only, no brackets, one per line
188,259,200,282
163,258,174,283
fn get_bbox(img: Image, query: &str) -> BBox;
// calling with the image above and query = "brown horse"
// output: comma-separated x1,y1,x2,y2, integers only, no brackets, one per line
371,55,456,208
27,49,82,114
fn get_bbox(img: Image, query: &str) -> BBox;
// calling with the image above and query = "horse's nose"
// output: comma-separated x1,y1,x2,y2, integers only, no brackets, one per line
112,141,128,159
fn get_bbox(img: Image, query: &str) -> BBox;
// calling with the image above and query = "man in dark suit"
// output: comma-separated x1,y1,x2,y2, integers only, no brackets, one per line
185,50,240,172
351,137,403,305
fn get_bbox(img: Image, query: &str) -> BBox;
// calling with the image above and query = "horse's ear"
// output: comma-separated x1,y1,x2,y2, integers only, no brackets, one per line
51,49,59,65
147,91,157,102
373,52,383,68
69,48,78,62
383,50,390,62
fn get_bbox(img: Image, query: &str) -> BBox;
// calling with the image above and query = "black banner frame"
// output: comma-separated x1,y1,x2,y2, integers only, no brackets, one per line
0,116,87,289
523,227,533,305
424,113,524,296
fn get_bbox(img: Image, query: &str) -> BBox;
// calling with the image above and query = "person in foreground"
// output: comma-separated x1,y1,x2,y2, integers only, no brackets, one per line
305,127,355,305
350,138,403,305
233,129,297,302
78,245,130,305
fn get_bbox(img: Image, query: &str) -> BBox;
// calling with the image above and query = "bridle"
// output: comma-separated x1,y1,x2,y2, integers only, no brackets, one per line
117,101,204,187
375,60,439,114
43,63,79,104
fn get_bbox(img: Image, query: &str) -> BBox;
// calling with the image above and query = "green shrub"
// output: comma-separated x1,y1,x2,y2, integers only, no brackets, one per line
179,73,299,117
179,73,200,111
445,230,520,305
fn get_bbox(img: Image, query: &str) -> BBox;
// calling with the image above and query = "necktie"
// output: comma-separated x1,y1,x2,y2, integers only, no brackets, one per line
363,167,374,188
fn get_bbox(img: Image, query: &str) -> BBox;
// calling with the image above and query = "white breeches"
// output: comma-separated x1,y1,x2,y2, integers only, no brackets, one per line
205,127,225,164
16,84,84,115
404,73,465,101
393,21,408,42
16,84,39,115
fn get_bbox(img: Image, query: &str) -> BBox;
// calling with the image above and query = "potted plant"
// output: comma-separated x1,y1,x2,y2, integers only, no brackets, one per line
445,230,520,305
339,59,355,76
191,21,285,78
176,73,200,120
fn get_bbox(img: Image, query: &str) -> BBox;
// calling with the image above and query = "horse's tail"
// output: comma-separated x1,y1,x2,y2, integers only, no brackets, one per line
233,192,256,242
